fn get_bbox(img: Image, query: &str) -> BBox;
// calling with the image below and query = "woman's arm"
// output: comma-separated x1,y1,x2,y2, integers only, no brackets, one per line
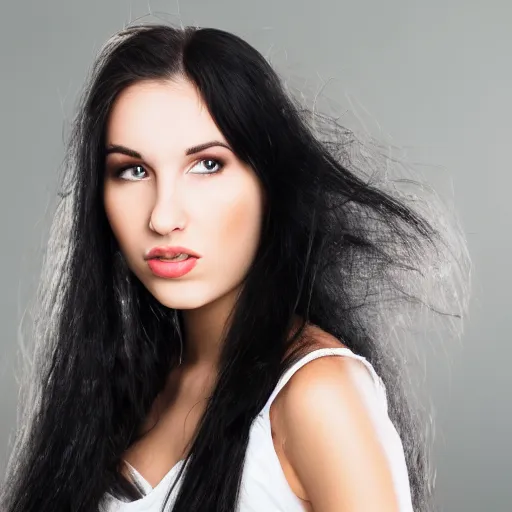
278,356,401,512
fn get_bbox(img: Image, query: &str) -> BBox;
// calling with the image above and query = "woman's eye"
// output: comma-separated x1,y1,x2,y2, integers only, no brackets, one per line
113,158,224,181
189,158,224,175
115,165,147,181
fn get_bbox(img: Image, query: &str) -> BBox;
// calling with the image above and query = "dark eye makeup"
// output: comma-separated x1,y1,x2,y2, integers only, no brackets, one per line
108,156,226,181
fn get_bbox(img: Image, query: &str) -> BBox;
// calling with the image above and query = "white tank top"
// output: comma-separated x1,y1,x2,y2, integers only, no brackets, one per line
100,347,414,511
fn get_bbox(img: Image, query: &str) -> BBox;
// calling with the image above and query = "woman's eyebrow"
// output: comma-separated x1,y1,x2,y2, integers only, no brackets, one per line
105,140,232,158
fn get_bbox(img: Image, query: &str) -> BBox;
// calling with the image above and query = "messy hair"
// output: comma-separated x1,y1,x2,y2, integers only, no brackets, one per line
1,23,470,512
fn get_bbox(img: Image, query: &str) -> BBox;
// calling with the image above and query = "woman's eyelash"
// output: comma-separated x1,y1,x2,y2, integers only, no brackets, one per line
113,157,225,180
113,164,146,179
191,157,225,175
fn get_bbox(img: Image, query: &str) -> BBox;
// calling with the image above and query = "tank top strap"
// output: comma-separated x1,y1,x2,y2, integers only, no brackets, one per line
260,347,387,418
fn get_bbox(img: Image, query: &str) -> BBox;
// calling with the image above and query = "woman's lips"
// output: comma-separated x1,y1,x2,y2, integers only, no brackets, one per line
147,256,198,278
145,245,201,260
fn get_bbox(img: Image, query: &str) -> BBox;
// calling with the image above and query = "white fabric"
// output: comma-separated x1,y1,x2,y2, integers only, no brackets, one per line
100,347,413,511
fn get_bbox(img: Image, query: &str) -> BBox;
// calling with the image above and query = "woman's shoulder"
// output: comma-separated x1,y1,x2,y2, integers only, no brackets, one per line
277,321,387,423
271,323,401,510
283,321,375,387
279,321,378,397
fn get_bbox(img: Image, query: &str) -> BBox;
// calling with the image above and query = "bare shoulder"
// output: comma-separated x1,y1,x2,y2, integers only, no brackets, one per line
273,322,400,510
278,322,376,416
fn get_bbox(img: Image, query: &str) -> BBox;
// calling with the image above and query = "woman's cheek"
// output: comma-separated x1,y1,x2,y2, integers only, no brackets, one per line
223,193,263,263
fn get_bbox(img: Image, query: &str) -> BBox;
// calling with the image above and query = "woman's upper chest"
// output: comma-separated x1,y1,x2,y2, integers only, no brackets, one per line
122,365,215,487
121,381,309,510
116,410,309,512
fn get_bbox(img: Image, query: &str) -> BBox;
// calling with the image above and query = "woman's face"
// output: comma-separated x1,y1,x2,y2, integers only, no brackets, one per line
103,78,265,310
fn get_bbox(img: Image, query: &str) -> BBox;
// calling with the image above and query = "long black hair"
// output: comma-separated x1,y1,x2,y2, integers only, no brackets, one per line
1,23,470,511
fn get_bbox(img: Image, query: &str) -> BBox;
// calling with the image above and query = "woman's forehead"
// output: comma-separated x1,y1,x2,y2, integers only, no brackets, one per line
105,79,227,156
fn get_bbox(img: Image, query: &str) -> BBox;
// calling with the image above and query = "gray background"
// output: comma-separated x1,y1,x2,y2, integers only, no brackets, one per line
0,1,509,510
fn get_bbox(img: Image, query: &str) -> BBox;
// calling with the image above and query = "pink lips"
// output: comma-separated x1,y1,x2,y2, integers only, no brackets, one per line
145,245,201,260
147,256,198,278
145,245,201,279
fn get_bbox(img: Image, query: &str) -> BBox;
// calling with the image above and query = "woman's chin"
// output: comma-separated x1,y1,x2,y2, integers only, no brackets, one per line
152,295,207,310
145,285,214,310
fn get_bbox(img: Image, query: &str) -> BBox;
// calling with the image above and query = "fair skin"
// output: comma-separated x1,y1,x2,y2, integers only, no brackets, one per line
103,78,264,368
103,78,399,511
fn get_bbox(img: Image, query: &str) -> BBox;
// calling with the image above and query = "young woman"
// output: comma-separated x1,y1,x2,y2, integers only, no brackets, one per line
1,23,470,512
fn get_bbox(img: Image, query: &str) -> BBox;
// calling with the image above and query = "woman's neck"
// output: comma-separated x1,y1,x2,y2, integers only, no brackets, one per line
179,286,240,367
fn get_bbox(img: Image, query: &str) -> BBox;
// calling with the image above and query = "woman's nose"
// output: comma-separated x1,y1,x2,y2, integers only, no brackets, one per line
148,186,186,235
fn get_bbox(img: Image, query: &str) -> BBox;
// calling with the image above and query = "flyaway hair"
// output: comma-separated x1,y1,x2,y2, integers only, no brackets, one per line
1,23,470,512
